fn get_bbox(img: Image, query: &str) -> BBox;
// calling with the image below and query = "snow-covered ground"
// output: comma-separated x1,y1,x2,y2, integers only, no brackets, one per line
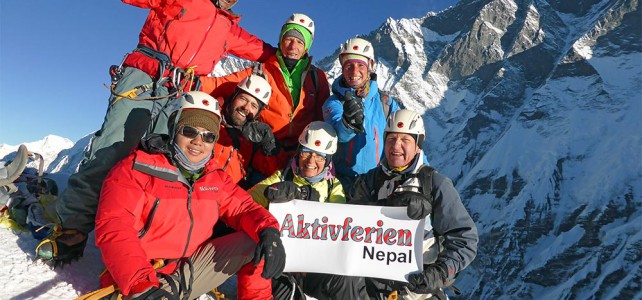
0,228,235,299
0,229,104,299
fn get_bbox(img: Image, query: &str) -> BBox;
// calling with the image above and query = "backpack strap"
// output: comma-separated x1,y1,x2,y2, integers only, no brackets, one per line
417,165,436,205
308,64,319,98
280,163,295,182
326,178,334,202
379,89,392,119
372,168,389,201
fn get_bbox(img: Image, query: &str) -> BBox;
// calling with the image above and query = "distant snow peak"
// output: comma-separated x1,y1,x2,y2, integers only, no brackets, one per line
0,134,74,173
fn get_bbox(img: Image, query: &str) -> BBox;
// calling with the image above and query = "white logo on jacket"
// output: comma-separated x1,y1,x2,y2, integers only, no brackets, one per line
199,186,219,192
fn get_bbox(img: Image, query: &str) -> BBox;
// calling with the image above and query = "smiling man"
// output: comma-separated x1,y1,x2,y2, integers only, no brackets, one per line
308,109,478,300
322,38,402,192
212,74,276,187
201,13,330,184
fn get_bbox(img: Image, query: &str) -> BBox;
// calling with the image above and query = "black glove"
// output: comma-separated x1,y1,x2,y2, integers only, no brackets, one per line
241,121,278,155
265,181,321,203
407,262,450,294
341,92,365,134
390,191,432,220
254,227,286,279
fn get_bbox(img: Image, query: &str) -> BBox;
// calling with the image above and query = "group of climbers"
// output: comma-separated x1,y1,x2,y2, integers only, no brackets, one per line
0,2,481,299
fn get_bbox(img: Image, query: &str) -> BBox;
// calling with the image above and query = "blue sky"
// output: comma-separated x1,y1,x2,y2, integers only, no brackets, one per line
0,1,457,146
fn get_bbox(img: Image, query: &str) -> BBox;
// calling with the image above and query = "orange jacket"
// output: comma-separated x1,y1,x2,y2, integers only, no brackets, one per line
122,0,274,76
200,55,330,147
213,123,251,184
213,94,285,183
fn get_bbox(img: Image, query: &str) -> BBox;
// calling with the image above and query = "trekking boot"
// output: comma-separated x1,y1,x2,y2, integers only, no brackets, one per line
35,225,87,268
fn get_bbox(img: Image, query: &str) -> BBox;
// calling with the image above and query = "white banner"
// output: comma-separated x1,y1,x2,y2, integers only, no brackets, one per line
269,200,424,282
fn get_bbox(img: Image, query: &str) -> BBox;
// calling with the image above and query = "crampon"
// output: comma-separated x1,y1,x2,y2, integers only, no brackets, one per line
35,225,87,268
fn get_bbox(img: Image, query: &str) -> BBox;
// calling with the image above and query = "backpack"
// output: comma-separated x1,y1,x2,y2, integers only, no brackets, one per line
0,148,59,239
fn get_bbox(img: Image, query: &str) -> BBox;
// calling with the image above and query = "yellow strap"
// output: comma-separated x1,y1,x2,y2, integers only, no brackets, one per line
75,284,119,300
76,259,166,300
183,65,198,91
211,288,225,300
112,88,141,104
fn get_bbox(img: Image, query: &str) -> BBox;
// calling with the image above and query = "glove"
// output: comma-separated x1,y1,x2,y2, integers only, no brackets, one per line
241,121,278,155
297,184,321,201
407,262,450,294
390,191,432,220
254,227,286,279
265,181,321,203
341,91,365,134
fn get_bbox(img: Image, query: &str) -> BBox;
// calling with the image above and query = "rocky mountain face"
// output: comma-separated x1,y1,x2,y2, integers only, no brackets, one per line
6,0,639,298
319,0,641,298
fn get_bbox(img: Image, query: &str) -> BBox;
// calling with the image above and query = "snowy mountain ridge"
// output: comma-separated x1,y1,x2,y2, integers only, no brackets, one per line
3,0,640,299
0,135,75,172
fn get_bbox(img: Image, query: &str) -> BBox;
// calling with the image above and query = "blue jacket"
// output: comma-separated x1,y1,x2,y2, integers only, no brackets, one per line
322,79,400,184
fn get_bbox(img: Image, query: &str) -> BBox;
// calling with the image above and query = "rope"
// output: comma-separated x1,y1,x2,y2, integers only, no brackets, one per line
107,84,180,105
75,260,166,300
107,64,198,105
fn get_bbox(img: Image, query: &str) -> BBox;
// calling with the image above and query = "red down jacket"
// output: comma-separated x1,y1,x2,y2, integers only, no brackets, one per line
122,0,274,76
95,146,278,295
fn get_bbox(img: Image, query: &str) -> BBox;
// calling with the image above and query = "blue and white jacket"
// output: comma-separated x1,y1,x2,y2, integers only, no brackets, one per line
322,79,400,187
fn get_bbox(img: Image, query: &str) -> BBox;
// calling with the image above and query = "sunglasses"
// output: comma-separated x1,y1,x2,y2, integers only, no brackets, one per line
178,125,217,143
299,151,326,163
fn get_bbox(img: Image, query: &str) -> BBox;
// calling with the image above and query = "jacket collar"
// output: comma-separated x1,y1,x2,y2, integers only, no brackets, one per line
332,78,379,100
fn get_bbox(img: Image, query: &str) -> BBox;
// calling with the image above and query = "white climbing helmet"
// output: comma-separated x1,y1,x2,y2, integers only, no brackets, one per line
384,109,426,148
284,13,315,37
339,37,375,70
178,91,221,118
236,74,272,106
298,121,338,155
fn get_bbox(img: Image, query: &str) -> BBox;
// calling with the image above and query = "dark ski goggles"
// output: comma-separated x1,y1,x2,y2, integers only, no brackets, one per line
178,125,217,144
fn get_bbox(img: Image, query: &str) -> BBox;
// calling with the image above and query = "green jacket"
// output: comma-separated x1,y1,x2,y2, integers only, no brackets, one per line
249,169,346,208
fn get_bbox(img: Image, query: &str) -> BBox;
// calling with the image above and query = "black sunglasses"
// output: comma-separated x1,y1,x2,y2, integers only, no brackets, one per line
178,125,217,143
